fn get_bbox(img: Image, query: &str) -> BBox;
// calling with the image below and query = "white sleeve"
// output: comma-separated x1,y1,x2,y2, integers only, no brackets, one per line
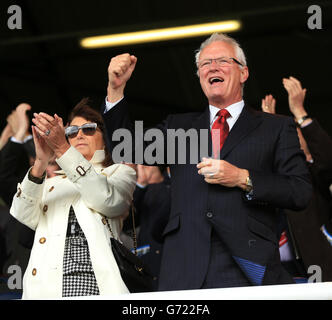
56,146,136,218
10,168,45,230
104,96,124,114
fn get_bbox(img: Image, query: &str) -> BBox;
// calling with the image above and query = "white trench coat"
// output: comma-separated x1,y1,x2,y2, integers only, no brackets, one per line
10,146,136,299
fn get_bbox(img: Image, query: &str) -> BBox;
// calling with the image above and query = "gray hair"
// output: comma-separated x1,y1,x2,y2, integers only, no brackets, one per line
195,33,247,71
195,33,248,95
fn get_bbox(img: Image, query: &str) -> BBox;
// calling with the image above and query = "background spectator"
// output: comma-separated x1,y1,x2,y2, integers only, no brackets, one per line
0,104,35,285
261,76,332,281
127,165,170,290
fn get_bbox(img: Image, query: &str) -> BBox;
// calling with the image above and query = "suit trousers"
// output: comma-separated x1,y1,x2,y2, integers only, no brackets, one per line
201,230,251,288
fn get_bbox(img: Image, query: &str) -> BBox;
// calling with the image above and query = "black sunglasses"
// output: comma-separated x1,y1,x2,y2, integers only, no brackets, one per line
65,123,98,139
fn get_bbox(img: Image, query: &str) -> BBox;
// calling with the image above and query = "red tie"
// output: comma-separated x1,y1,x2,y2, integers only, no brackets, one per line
211,109,230,158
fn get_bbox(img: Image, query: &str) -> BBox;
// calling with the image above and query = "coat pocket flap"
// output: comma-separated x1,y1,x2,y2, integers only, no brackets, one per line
248,216,277,244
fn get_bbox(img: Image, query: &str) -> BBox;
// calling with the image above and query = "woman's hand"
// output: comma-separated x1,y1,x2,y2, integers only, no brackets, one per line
32,112,70,159
31,126,54,177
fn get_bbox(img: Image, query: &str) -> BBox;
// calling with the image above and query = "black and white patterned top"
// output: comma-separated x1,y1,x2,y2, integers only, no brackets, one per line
62,206,100,297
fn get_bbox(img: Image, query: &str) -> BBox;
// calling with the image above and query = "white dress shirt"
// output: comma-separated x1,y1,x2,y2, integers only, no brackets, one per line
209,100,244,130
104,97,123,113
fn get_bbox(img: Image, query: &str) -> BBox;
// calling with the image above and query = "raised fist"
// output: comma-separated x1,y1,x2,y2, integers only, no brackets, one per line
108,53,137,91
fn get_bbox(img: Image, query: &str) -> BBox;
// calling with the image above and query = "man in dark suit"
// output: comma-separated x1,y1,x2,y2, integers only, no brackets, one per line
101,33,312,290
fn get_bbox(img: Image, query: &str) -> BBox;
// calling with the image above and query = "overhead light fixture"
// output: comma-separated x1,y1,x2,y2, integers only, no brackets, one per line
80,20,241,49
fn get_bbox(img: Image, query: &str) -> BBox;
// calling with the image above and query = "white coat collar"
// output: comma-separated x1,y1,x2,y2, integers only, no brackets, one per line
54,149,105,175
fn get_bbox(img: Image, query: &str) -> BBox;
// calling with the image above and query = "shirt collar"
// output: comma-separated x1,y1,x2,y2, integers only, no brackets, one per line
209,100,245,125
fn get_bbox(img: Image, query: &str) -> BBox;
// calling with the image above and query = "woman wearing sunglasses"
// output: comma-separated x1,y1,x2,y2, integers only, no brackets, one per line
10,98,136,299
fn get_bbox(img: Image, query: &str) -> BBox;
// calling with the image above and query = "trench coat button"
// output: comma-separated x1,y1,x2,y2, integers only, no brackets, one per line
16,188,22,197
32,268,37,276
43,205,48,213
49,186,54,192
39,237,46,244
102,217,107,225
206,212,213,218
155,250,160,254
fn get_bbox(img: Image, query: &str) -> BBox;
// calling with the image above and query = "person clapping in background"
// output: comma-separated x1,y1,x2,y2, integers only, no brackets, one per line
262,76,332,282
0,104,36,295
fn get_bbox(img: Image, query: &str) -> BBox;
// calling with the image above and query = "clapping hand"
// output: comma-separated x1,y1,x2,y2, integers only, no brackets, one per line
261,94,276,114
31,125,54,172
282,76,307,119
7,103,31,142
32,112,70,165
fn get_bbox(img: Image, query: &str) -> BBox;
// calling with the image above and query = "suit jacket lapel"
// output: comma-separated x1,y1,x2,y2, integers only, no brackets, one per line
192,107,213,159
220,105,263,159
192,106,210,130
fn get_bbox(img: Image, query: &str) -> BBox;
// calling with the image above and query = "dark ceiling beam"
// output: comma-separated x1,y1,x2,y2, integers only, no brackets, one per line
13,0,73,114
1,1,330,47
167,47,199,109
0,84,17,129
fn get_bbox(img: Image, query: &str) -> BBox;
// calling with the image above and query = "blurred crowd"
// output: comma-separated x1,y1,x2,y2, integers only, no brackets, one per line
0,103,60,298
261,76,332,282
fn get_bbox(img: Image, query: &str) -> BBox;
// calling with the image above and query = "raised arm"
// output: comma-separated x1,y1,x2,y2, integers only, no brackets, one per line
107,53,137,103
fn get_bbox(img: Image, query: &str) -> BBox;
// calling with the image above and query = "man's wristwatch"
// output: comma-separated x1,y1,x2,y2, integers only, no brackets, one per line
296,115,310,126
244,175,253,193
